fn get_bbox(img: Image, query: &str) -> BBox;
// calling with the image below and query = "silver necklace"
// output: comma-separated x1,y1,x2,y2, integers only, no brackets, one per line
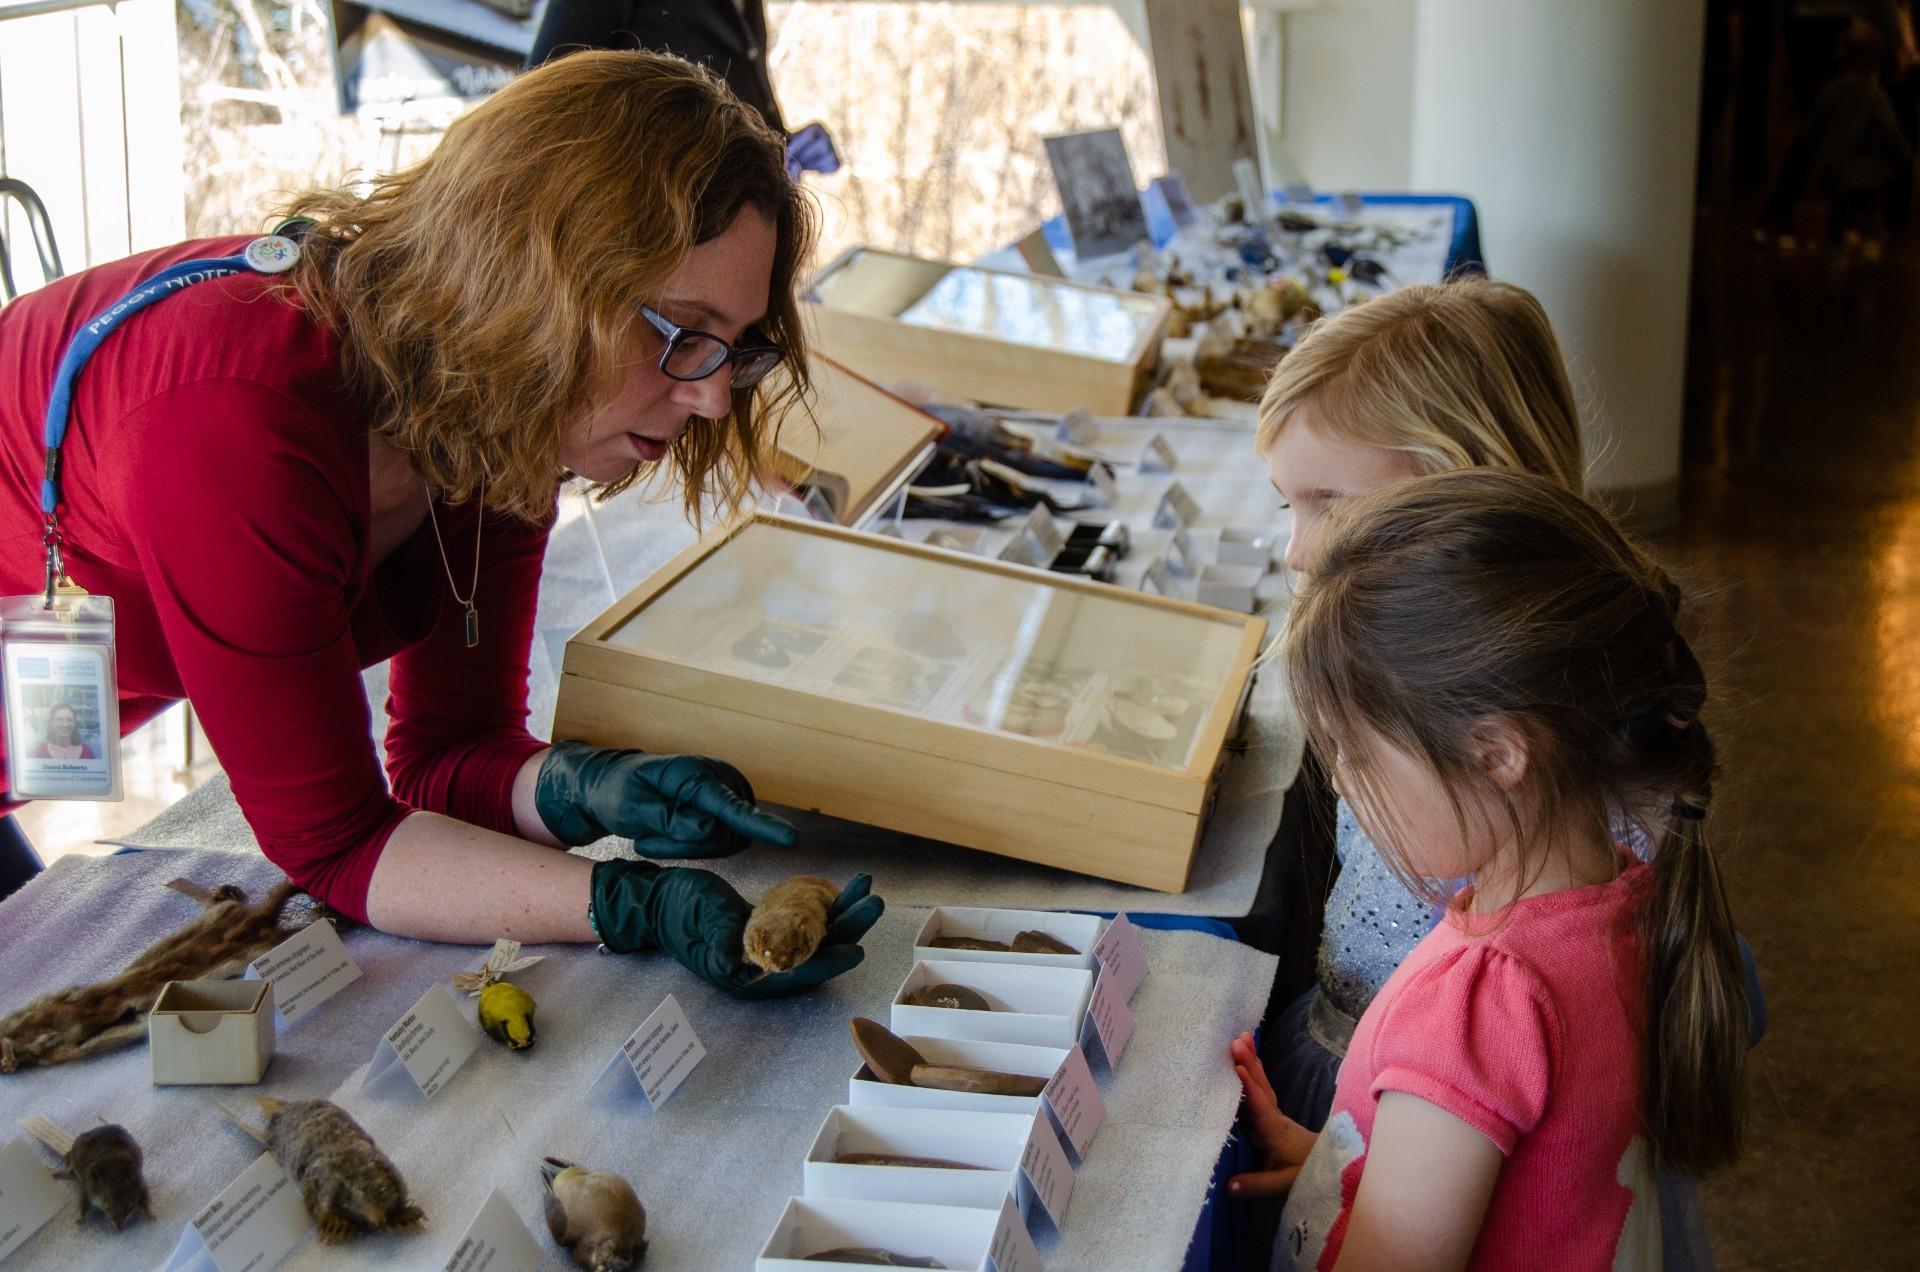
424,479,485,648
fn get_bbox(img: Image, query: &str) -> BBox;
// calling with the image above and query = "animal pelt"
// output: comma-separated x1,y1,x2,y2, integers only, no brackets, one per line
0,879,320,1073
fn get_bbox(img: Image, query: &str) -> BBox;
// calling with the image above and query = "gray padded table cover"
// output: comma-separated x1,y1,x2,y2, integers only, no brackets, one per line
0,849,1278,1270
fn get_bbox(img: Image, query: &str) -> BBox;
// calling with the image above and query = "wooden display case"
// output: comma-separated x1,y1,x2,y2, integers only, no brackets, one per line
805,246,1170,416
551,515,1266,892
770,355,942,527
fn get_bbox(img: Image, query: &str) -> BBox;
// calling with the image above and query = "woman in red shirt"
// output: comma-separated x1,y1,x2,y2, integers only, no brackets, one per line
0,51,878,995
28,704,95,760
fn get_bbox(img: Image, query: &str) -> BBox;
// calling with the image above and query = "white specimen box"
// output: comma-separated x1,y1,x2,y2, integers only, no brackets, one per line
756,1196,1004,1271
913,907,1103,971
802,1104,1033,1210
892,959,1094,1049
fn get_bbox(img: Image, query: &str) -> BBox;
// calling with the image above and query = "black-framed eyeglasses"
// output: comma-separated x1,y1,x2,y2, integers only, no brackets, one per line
638,304,786,390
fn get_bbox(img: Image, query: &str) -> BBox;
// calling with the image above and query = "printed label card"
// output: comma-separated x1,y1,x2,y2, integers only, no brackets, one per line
0,1137,67,1263
364,983,481,1100
442,1188,542,1272
591,994,707,1110
1090,914,1150,1002
1080,968,1136,1071
245,919,360,1025
1040,1045,1105,1160
163,1153,311,1272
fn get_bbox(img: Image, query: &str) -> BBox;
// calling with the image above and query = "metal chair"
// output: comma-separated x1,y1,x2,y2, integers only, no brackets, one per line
0,177,65,302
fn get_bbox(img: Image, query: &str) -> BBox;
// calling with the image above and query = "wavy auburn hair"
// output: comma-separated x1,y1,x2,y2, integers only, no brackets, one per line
278,50,816,521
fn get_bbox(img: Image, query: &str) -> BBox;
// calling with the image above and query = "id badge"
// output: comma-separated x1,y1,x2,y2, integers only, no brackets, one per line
0,592,122,801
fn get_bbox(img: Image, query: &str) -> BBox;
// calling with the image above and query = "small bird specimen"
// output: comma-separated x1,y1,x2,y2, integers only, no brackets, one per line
452,938,545,1052
541,1155,648,1271
742,876,841,974
22,1117,151,1231
254,1098,425,1243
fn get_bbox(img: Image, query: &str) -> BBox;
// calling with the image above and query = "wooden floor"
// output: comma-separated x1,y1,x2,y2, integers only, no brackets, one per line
1676,216,1920,1267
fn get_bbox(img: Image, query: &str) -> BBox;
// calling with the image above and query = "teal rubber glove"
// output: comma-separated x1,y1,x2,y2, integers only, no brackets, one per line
589,862,884,998
536,741,797,856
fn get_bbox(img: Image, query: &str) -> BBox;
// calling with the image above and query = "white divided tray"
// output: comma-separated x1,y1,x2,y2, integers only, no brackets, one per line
892,959,1095,1049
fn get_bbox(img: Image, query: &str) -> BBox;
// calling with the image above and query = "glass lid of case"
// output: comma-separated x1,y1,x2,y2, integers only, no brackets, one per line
893,266,1161,362
606,521,1252,772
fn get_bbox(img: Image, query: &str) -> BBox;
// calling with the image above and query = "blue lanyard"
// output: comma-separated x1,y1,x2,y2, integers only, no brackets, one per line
36,230,304,602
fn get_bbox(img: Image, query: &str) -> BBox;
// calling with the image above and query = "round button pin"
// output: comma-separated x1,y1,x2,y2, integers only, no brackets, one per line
243,235,300,274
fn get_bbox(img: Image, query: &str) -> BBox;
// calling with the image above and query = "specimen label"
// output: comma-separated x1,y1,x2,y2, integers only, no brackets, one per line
0,1137,66,1262
365,982,482,1100
164,1153,310,1272
1041,1045,1105,1157
442,1187,541,1272
247,918,360,1025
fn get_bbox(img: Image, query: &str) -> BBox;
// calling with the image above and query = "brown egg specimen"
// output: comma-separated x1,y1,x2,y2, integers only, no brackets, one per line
805,1250,945,1267
1010,931,1079,955
904,984,991,1012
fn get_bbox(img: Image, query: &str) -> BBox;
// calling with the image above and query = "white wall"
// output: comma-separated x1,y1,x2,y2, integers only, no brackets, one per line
0,0,183,289
1409,0,1706,510
1275,0,1418,191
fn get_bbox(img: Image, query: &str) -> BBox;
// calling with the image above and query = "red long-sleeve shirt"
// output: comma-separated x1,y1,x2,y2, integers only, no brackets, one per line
0,238,552,919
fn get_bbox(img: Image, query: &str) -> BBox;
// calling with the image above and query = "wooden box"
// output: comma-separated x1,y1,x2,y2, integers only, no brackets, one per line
148,980,275,1085
770,355,941,527
806,246,1170,416
552,515,1266,892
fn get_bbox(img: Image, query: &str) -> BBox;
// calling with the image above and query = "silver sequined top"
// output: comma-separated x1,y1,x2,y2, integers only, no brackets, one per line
1315,799,1443,1021
1315,800,1654,1022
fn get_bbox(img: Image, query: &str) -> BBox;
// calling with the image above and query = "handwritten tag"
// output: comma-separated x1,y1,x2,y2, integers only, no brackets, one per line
987,1193,1044,1272
1056,405,1099,447
1082,968,1136,1069
1041,1045,1105,1160
1089,461,1120,509
1139,433,1179,474
246,919,360,1025
1091,914,1150,1002
1152,481,1201,530
1167,527,1196,578
594,994,706,1109
443,1187,541,1272
0,1137,67,1262
1015,1113,1075,1232
364,983,481,1100
164,1153,311,1272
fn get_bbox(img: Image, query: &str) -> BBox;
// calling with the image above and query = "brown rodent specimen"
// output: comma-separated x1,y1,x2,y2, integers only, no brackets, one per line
61,1125,152,1231
259,1098,425,1243
742,876,840,973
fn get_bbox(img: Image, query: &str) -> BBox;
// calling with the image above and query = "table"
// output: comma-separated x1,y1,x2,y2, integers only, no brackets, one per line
0,849,1277,1271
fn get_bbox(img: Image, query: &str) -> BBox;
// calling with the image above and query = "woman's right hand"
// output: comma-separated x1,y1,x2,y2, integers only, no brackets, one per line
1228,1031,1320,1198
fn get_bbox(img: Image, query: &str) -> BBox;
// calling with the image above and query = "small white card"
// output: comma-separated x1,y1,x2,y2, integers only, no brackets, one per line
594,994,707,1109
0,1137,67,1262
442,1187,541,1272
1167,528,1196,578
1140,557,1175,597
1089,461,1120,509
1056,405,1099,447
246,919,360,1025
1041,1045,1105,1160
1082,968,1137,1069
1091,914,1151,1002
165,1153,311,1272
364,983,481,1100
988,1193,1044,1272
1234,156,1268,221
1152,481,1201,530
1139,433,1179,474
1016,1112,1075,1231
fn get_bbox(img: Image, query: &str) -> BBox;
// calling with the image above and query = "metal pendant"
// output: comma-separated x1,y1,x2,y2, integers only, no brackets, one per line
464,605,479,649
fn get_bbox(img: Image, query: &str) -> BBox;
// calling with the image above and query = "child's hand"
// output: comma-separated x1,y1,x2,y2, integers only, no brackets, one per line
1228,1031,1319,1198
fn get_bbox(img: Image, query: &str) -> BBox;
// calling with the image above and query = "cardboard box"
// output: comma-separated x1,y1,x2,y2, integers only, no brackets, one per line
148,980,275,1085
802,1105,1032,1210
849,1035,1068,1118
807,246,1170,415
892,960,1093,1049
552,515,1266,894
913,907,1102,971
756,1196,1003,1271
